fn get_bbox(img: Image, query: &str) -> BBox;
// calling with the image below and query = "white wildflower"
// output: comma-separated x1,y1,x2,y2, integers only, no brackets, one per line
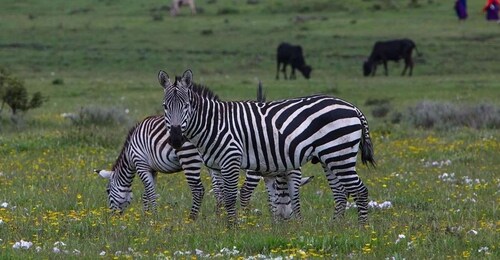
60,113,77,119
478,246,489,253
1,202,8,208
220,246,239,256
378,201,392,208
54,241,66,247
395,234,406,244
468,229,478,235
99,251,106,256
407,240,415,250
36,246,42,252
13,240,33,249
115,251,122,256
53,247,61,253
73,249,81,255
0,219,4,225
174,250,190,256
195,249,204,255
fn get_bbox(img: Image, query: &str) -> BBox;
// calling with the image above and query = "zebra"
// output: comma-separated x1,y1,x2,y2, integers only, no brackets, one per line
159,69,376,225
95,84,313,219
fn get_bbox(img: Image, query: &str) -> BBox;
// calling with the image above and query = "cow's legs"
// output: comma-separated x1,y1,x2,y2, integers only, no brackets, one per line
371,64,377,76
408,58,414,76
402,63,408,76
383,61,388,76
276,61,281,80
282,64,288,80
290,67,296,79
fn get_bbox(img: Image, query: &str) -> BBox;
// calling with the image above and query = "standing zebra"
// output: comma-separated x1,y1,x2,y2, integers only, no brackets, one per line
159,69,375,225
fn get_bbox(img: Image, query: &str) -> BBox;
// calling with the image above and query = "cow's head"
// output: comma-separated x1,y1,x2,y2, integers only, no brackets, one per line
300,65,312,79
363,60,372,76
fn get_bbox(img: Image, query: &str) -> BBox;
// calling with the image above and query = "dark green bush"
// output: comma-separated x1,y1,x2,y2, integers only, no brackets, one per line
0,67,47,117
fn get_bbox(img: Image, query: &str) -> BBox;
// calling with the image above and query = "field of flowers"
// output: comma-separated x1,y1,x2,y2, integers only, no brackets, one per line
1,0,499,258
1,128,498,258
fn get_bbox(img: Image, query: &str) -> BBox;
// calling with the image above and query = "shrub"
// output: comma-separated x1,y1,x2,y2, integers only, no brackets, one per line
365,97,392,118
52,78,64,85
65,106,130,127
407,101,500,130
217,7,239,15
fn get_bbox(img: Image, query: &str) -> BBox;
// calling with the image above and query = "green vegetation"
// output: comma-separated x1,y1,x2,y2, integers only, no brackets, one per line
0,0,498,258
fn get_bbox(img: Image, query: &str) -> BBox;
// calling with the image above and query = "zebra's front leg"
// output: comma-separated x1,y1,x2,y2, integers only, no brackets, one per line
184,171,205,220
208,170,224,215
240,171,262,210
221,165,241,227
326,172,348,221
137,170,158,213
287,169,302,219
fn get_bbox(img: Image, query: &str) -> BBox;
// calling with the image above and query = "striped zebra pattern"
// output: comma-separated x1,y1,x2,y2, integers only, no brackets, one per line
96,111,310,219
159,69,375,225
95,115,206,219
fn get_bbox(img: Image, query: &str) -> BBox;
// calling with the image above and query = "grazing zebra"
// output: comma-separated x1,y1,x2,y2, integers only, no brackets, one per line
95,115,207,219
95,115,275,219
159,69,376,225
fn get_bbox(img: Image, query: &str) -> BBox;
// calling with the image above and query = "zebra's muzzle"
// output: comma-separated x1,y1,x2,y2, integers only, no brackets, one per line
168,125,185,150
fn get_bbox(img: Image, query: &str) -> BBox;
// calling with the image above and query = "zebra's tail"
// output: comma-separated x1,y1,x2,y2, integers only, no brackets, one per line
356,108,376,167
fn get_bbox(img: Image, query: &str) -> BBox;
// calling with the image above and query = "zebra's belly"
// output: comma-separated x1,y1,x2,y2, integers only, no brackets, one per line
149,151,183,173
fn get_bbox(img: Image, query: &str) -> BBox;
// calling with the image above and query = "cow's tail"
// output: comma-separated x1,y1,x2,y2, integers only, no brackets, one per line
257,80,266,102
413,42,423,57
355,107,376,167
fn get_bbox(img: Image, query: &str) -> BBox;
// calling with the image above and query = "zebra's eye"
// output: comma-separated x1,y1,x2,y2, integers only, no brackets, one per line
162,103,168,109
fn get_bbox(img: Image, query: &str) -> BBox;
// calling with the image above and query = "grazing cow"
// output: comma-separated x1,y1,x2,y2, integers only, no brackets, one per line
276,42,312,80
363,39,420,77
170,0,196,17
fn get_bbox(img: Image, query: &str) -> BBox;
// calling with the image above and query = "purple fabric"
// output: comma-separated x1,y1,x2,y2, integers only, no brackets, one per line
455,1,468,20
486,4,499,20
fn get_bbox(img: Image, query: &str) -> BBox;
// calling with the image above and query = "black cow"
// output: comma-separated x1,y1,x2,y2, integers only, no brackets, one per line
363,39,420,77
276,42,312,80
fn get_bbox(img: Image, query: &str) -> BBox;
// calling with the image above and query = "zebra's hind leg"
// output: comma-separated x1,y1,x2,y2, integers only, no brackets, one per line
240,171,262,210
325,172,348,221
352,180,369,225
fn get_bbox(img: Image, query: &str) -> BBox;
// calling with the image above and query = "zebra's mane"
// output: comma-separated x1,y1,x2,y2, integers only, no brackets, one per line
111,119,144,171
190,82,220,101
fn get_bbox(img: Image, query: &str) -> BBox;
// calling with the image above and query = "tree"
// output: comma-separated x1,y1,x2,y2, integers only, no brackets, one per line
0,67,47,118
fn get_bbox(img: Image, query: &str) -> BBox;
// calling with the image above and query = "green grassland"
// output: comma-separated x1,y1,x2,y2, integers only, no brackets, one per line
0,0,499,258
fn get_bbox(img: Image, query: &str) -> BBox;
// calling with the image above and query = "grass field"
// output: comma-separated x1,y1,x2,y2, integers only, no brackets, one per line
0,0,499,258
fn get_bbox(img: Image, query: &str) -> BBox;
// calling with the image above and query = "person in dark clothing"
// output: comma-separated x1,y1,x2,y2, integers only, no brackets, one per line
454,0,468,20
483,0,500,21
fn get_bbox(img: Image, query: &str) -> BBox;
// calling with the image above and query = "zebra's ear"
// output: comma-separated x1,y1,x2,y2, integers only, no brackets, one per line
181,69,193,86
96,170,113,179
158,70,171,89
